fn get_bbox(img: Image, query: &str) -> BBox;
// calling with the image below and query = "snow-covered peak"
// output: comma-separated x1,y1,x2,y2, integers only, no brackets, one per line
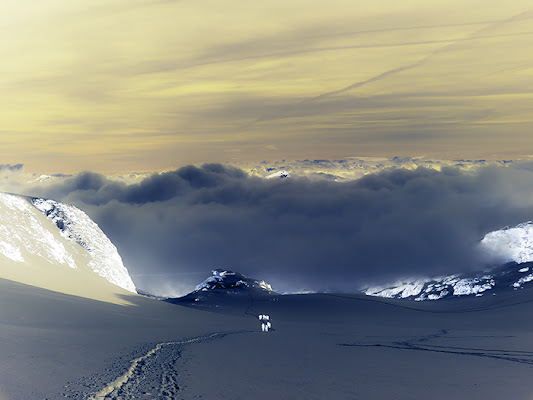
194,269,273,293
30,174,51,183
164,269,274,307
479,221,533,264
31,198,136,292
265,170,289,179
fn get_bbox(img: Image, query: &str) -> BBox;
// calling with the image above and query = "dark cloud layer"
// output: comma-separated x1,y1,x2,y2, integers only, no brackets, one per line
32,164,533,295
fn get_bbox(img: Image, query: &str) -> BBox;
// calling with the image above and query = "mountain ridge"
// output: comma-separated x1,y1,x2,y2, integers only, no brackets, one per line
364,221,533,301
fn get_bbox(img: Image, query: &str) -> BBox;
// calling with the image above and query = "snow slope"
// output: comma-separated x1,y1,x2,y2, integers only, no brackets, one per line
0,193,77,268
5,272,533,400
5,254,533,399
0,192,136,295
32,198,135,292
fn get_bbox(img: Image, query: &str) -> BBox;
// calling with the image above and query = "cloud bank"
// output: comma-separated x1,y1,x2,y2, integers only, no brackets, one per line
25,164,533,296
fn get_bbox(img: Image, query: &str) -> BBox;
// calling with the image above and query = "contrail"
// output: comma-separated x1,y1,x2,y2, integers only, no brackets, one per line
310,61,427,101
245,9,532,127
307,10,533,102
136,27,533,75
134,13,533,75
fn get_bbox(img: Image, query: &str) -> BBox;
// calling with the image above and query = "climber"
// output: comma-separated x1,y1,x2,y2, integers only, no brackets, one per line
258,314,272,332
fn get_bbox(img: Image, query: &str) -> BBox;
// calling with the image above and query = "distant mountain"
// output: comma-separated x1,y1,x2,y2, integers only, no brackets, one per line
265,170,289,179
479,221,533,264
364,222,533,301
364,261,533,301
164,269,274,304
0,192,136,294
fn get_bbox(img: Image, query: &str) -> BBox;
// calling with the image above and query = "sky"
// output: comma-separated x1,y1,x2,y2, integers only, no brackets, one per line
1,0,533,173
1,1,533,295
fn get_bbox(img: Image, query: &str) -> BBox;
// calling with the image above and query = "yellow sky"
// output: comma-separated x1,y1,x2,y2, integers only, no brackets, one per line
1,0,532,172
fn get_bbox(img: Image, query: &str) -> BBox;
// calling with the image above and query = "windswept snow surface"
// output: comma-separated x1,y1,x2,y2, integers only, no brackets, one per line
88,332,244,400
6,273,533,399
32,198,136,292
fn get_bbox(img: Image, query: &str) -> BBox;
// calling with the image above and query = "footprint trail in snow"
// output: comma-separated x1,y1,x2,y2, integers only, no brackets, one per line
87,331,248,400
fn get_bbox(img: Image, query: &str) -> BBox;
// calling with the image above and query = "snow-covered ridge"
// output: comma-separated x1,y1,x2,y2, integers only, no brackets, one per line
364,274,497,301
0,192,135,293
31,198,136,292
365,221,533,301
363,264,533,301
